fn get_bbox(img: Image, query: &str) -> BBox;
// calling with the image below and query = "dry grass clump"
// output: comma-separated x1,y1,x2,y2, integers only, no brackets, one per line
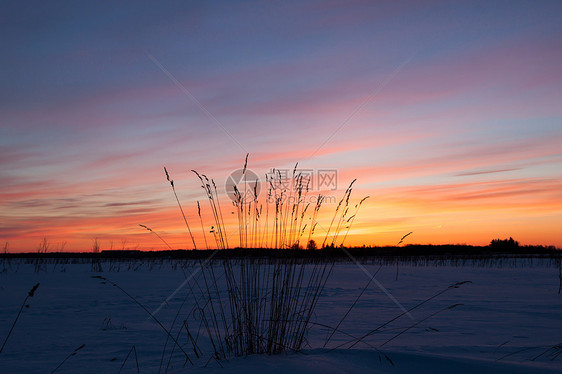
121,155,367,367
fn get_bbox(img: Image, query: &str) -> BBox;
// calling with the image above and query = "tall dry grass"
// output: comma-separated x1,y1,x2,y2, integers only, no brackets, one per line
130,155,366,367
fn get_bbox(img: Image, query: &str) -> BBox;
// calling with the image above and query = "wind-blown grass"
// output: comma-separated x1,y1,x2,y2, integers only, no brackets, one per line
0,283,40,355
129,156,364,364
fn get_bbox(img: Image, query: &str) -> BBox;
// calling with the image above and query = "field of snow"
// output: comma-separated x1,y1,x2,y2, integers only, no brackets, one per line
0,256,560,373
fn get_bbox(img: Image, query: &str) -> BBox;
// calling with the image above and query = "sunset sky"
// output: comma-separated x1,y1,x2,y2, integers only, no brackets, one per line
1,1,561,252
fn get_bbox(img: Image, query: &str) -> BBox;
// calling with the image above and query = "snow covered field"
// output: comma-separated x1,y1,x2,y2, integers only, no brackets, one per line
1,257,560,373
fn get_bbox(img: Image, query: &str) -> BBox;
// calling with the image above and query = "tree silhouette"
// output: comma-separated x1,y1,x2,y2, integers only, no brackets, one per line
307,240,317,251
490,237,519,249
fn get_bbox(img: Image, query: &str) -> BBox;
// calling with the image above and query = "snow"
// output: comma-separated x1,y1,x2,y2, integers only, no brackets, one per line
188,349,560,374
1,257,561,373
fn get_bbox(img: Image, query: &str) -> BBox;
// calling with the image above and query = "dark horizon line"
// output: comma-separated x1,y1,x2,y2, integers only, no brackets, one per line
1,243,560,258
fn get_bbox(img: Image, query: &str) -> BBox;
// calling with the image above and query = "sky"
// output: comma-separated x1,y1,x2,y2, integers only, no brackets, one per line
1,0,561,252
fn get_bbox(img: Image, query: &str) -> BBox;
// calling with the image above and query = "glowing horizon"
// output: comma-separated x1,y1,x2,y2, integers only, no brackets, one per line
1,1,561,252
